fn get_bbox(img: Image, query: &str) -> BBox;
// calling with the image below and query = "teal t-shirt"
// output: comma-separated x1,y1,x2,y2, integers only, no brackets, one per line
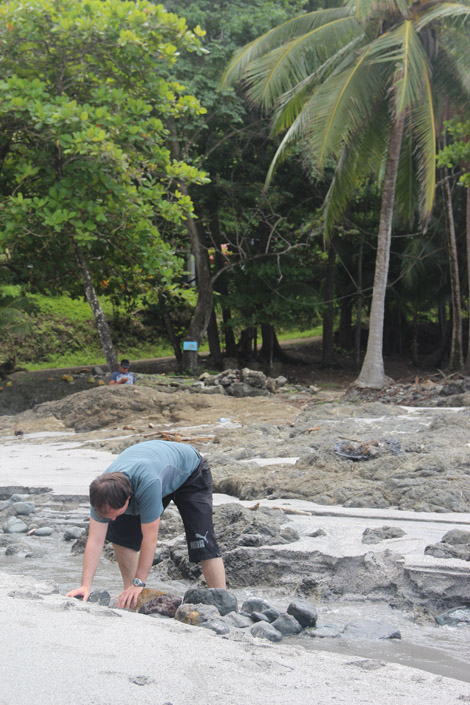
91,440,200,524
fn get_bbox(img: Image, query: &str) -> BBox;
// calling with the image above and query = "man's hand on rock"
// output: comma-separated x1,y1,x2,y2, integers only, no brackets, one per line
117,585,143,609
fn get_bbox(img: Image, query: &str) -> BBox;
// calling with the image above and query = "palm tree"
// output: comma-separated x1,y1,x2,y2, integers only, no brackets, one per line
222,0,470,387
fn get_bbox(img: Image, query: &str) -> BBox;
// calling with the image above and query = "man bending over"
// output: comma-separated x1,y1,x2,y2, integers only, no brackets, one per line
67,440,226,609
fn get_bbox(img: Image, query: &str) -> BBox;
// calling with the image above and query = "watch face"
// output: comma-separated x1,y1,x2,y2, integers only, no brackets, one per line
133,578,145,587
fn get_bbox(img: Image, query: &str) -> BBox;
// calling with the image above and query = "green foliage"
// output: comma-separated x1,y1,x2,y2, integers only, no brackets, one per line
0,0,209,307
222,0,470,232
437,118,470,188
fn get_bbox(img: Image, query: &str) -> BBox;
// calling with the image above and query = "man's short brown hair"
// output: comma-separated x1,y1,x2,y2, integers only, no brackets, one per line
89,472,132,511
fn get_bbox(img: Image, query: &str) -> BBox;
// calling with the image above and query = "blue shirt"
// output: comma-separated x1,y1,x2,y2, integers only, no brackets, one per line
110,371,135,384
91,440,200,524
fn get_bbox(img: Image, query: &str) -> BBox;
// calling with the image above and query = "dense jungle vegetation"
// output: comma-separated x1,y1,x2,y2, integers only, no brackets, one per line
0,0,469,386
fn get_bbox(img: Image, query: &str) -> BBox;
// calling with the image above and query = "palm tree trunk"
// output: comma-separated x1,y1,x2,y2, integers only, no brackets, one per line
321,236,336,365
72,240,118,372
356,115,405,388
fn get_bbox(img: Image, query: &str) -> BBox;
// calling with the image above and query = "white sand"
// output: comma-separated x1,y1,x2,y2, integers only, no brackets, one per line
1,435,470,703
1,571,469,705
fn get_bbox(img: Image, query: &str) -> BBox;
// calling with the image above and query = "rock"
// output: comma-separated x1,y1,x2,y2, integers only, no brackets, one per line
10,494,30,503
240,597,273,615
271,613,303,636
88,590,111,606
250,611,270,623
250,621,282,642
63,527,85,541
223,611,253,628
199,618,230,635
435,607,470,626
2,516,28,534
362,526,406,544
183,588,238,617
33,527,53,536
287,599,318,628
424,542,470,561
174,603,220,626
138,593,182,618
128,588,168,613
442,530,470,546
12,501,35,516
343,619,401,640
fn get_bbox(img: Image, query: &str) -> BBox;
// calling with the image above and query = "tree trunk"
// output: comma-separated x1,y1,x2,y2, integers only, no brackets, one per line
442,170,464,371
168,121,213,360
356,115,405,388
321,236,336,364
159,295,183,369
207,309,222,367
72,240,118,372
354,237,364,368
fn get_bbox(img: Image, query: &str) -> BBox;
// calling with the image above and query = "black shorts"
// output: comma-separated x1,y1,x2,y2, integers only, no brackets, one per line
105,456,221,563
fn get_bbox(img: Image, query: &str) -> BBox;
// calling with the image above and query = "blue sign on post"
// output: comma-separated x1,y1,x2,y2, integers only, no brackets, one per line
183,341,198,351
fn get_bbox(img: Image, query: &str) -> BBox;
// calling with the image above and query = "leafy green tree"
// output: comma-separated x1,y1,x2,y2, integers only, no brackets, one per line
222,0,470,386
162,0,319,366
0,0,207,370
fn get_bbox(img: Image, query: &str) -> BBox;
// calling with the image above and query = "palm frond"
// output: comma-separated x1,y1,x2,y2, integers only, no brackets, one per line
323,104,390,235
367,22,430,118
416,2,470,30
307,50,389,167
344,0,408,22
221,8,352,89
270,33,366,134
411,60,436,218
241,16,363,111
437,29,470,94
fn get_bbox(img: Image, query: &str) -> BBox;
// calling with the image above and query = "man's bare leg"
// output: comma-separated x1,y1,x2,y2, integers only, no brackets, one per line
201,557,226,589
113,544,139,588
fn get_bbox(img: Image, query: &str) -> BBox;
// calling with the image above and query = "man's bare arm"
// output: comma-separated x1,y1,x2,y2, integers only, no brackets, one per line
66,518,108,601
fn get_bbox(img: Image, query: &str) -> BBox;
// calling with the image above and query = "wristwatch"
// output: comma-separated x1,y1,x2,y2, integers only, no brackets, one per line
133,578,146,587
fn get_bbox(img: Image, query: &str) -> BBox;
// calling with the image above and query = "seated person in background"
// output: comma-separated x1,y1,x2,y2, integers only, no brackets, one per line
109,358,135,385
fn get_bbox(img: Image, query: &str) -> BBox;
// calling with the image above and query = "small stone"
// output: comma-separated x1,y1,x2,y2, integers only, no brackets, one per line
223,611,252,628
271,613,303,636
251,621,282,642
442,530,470,546
12,501,35,516
63,527,85,541
88,590,111,606
10,494,30,503
362,526,406,544
183,587,238,616
200,618,230,635
138,593,182,618
287,599,318,628
2,516,28,534
174,603,220,626
33,527,53,536
241,597,272,615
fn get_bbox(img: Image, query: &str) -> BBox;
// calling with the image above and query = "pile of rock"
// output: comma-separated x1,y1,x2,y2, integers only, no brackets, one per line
193,368,289,397
83,586,407,643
